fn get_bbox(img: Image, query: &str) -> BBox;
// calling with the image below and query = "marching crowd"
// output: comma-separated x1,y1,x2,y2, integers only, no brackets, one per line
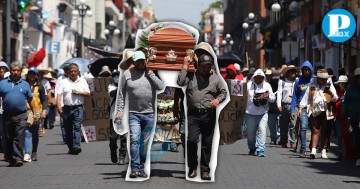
0,49,359,181
222,61,360,167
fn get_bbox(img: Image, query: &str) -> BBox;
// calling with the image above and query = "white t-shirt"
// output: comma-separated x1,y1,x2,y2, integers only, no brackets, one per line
41,78,51,95
58,77,90,106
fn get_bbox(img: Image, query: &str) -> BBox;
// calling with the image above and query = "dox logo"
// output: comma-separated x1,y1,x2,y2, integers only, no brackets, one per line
322,9,356,43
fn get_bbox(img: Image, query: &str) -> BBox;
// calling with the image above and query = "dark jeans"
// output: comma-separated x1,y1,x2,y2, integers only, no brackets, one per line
187,110,216,173
0,114,8,155
109,119,127,157
62,105,83,150
3,112,27,162
350,120,360,159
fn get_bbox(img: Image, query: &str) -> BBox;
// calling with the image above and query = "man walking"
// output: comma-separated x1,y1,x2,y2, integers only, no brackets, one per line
0,61,36,166
57,63,90,155
115,51,164,179
177,53,227,180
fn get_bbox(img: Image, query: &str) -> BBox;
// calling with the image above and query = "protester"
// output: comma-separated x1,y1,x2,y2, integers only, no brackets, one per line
223,64,237,79
57,63,90,155
115,50,164,178
267,70,280,145
0,61,9,161
23,67,47,162
342,68,360,167
234,63,244,80
265,69,272,82
299,69,338,159
172,87,185,156
278,65,300,149
99,65,111,77
43,70,55,130
108,69,127,165
290,60,314,157
178,53,227,180
333,75,348,157
0,61,36,167
245,69,275,157
56,64,71,144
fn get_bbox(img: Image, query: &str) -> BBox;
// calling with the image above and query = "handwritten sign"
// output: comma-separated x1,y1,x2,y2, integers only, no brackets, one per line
230,80,243,96
219,80,247,145
83,78,112,141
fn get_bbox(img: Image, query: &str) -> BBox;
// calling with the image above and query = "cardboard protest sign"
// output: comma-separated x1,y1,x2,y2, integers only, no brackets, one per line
83,78,112,141
219,80,247,145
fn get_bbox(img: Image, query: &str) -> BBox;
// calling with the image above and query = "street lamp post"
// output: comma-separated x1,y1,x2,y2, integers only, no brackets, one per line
242,12,260,68
222,34,234,54
104,20,121,52
72,0,93,58
121,3,129,50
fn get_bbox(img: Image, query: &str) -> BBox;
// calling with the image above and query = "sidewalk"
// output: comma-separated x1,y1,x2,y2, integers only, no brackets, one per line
0,120,358,189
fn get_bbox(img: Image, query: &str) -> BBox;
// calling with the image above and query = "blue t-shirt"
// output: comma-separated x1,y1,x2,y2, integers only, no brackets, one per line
0,77,33,114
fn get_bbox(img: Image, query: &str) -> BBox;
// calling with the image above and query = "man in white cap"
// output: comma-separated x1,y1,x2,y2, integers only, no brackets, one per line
115,50,164,178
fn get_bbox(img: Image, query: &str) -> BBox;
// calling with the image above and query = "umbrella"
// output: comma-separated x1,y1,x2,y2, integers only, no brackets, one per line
217,53,245,68
89,57,122,77
60,58,91,75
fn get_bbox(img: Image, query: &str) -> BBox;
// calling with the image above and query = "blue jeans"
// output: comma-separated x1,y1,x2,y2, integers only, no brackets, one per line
62,106,83,150
60,114,66,142
25,125,39,154
268,112,280,142
129,113,154,172
246,113,268,153
294,108,309,150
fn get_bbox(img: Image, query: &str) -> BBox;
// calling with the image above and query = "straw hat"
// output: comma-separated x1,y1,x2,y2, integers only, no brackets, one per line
334,75,348,84
281,65,300,75
265,70,272,75
315,69,332,79
43,72,53,79
119,50,135,70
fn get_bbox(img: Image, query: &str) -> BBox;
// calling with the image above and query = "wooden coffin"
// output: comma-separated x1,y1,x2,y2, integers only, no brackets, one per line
146,28,196,72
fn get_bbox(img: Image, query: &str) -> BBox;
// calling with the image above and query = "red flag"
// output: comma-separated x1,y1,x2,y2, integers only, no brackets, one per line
27,48,46,67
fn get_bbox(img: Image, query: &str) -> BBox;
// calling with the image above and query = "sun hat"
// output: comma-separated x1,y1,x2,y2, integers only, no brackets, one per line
334,75,348,84
281,65,300,75
316,69,332,79
265,70,272,75
98,65,111,77
43,72,53,79
132,51,146,62
120,50,135,70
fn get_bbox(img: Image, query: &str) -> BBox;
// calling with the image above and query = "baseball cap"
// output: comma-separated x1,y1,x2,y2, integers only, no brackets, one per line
27,67,38,74
132,51,146,61
198,54,213,65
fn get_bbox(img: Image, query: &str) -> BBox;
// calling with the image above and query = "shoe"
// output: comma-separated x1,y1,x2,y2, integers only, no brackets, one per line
270,141,276,145
136,171,148,178
281,144,287,148
49,125,54,129
31,152,37,161
118,156,125,165
356,159,360,167
0,155,7,162
321,149,328,159
201,172,211,180
257,151,265,157
310,148,317,159
248,149,256,156
110,149,118,163
129,172,138,178
10,160,24,167
188,168,197,178
170,146,178,152
23,154,32,162
68,149,74,154
298,149,306,158
72,148,81,155
290,143,295,149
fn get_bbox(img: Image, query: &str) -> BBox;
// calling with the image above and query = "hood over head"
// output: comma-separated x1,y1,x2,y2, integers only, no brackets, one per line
301,60,314,77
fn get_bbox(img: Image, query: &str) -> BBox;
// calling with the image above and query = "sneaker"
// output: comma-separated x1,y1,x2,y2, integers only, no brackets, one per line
136,171,148,178
298,149,306,158
309,148,317,159
129,172,138,178
248,149,256,156
72,148,81,155
356,159,360,167
170,146,178,152
257,151,265,157
23,154,32,162
118,156,125,165
290,143,295,149
31,152,37,161
321,149,328,159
